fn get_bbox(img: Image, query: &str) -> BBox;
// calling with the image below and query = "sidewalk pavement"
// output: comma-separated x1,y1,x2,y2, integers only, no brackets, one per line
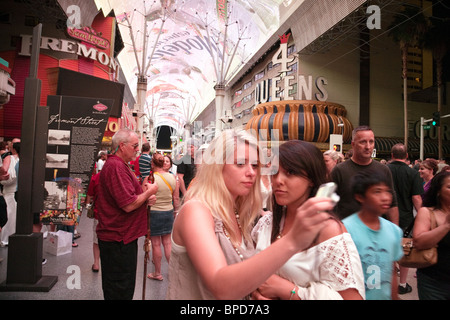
0,215,168,300
0,215,418,300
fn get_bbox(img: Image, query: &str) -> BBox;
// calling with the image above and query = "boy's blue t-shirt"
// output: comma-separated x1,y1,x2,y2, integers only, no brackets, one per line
343,213,403,300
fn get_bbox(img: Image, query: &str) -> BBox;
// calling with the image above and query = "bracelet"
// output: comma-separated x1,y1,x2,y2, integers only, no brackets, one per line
289,286,297,300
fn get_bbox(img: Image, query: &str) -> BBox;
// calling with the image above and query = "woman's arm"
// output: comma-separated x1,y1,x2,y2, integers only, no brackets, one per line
413,207,450,250
172,197,335,300
1,155,10,173
172,175,180,212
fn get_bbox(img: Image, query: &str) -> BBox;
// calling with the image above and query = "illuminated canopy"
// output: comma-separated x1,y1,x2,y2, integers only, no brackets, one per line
94,0,290,133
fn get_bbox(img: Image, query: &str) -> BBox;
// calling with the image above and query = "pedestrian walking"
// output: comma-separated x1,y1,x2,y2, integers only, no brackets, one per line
343,169,403,300
95,129,158,300
166,129,334,300
414,171,450,300
174,138,198,198
146,153,180,281
387,143,423,294
331,125,399,224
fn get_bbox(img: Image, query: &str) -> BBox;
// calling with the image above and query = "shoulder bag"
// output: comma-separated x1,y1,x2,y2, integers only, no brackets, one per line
154,172,173,193
398,209,438,268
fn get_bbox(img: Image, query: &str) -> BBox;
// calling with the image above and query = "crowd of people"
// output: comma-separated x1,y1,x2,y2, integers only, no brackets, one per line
1,124,449,300
86,126,449,300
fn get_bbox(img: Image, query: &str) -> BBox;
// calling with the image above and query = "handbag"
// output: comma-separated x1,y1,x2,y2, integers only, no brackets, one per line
398,210,438,268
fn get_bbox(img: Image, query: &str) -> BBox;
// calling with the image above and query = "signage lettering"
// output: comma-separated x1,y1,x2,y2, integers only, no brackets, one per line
217,0,228,25
67,27,110,50
48,114,107,126
19,34,119,72
298,75,329,101
107,120,119,133
414,121,450,141
255,33,329,105
151,35,222,61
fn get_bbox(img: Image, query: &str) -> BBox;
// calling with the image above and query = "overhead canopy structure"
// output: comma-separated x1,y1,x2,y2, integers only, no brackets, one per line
93,0,291,134
54,0,374,138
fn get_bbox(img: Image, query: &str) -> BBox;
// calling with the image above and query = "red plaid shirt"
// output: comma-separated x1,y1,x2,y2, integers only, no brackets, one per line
95,155,147,244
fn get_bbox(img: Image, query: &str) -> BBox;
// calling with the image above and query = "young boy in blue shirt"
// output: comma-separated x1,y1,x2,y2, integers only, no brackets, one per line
343,169,403,300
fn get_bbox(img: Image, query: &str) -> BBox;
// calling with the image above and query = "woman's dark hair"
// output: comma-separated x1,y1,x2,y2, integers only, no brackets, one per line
421,159,438,175
13,142,20,156
423,171,450,208
271,140,329,242
351,169,392,201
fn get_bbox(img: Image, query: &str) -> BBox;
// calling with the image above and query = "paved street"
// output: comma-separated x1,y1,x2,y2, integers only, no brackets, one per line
0,215,169,300
0,214,418,300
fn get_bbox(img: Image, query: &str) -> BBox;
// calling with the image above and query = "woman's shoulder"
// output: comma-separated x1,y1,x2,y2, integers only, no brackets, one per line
173,199,215,244
251,211,273,241
159,171,176,181
180,199,210,214
317,217,346,243
416,206,435,219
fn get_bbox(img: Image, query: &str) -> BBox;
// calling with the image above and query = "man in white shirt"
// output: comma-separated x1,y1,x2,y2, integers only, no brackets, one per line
96,151,107,173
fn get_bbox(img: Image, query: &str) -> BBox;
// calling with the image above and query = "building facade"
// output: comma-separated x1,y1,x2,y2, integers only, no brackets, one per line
194,0,450,159
0,0,136,149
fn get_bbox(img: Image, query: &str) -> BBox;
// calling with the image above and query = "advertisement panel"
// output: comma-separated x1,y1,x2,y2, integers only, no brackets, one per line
40,95,112,225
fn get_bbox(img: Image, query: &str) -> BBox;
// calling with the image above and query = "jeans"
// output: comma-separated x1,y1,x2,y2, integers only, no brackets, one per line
98,239,138,300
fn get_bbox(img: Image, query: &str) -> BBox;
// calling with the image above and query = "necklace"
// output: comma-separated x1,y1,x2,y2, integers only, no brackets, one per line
276,209,286,240
222,210,244,261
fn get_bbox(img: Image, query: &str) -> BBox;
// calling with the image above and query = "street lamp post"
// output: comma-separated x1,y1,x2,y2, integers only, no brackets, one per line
198,11,249,137
420,116,431,160
122,5,168,147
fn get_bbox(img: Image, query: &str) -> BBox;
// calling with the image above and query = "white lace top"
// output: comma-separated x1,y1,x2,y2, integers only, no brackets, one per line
252,213,366,300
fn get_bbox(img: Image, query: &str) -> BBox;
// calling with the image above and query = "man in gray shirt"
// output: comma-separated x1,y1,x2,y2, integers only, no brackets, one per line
331,126,399,224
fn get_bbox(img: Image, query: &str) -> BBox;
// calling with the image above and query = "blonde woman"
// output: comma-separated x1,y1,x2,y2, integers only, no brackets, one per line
166,129,335,300
323,150,341,176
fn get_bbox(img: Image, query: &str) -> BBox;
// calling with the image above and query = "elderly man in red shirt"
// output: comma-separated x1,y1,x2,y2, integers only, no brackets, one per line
96,128,158,300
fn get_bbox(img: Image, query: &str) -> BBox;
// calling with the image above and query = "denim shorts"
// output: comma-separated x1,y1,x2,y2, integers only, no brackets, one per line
150,209,174,236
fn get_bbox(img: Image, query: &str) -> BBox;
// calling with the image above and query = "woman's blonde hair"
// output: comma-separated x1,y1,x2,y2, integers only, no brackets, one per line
184,129,262,246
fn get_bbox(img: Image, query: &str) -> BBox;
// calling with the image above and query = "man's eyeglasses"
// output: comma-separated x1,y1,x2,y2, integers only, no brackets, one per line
125,142,139,149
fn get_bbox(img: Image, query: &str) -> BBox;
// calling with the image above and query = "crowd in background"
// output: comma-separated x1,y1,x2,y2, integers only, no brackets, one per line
0,125,449,300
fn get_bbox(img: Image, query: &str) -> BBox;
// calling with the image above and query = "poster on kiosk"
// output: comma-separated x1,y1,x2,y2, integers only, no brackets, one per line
40,95,112,226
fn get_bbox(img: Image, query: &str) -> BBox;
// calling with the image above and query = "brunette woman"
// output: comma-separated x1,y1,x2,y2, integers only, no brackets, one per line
414,171,450,300
166,130,335,299
252,140,365,300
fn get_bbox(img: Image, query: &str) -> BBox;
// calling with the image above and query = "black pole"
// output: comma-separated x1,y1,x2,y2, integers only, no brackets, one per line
0,23,57,292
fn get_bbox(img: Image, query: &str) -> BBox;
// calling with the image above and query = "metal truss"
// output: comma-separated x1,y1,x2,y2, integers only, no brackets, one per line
299,0,424,55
